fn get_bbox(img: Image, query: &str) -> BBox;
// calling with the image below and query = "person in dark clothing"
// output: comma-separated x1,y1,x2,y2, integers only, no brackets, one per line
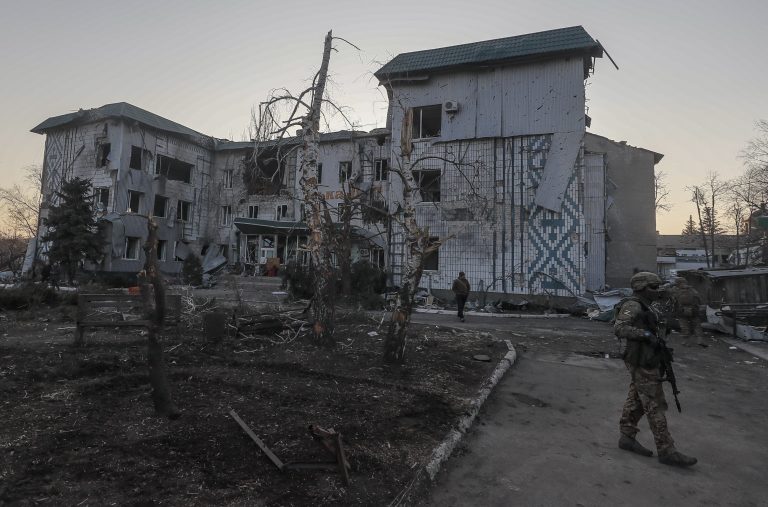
452,272,470,322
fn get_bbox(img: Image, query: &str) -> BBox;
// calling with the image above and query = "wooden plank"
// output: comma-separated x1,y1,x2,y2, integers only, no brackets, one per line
229,410,285,471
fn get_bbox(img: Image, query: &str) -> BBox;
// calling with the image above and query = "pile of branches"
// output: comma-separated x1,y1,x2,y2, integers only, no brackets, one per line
232,309,308,345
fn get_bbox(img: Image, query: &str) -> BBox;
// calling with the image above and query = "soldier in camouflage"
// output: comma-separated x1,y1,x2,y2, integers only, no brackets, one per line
614,271,698,467
670,277,706,347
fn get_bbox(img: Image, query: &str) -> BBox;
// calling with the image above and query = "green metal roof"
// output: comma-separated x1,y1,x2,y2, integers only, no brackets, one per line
31,102,210,140
375,26,602,80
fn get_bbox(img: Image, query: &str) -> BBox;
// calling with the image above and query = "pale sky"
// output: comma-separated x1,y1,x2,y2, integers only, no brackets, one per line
1,0,766,234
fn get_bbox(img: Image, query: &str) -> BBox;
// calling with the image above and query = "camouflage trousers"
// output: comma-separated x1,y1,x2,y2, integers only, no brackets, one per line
679,316,702,336
620,361,675,453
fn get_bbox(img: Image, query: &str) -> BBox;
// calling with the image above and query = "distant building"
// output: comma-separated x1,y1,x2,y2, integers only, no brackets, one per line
656,234,737,277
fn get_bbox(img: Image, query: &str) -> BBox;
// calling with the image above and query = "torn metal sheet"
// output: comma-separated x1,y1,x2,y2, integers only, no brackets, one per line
534,131,582,212
174,241,191,261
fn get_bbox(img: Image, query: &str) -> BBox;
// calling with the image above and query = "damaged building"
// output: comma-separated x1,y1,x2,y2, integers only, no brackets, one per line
28,26,661,297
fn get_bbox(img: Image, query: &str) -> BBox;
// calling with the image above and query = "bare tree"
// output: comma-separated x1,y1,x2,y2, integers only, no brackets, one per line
654,169,671,213
688,186,711,267
742,119,768,172
0,165,42,238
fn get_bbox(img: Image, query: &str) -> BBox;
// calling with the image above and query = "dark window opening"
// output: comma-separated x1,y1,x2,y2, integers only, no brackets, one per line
275,204,288,220
94,188,109,211
201,244,209,256
248,205,258,218
412,105,442,139
97,143,111,166
220,205,232,226
156,155,193,183
423,236,439,271
317,163,323,184
177,200,191,222
157,240,167,261
374,159,388,181
339,162,352,183
127,191,142,213
124,237,140,260
416,170,441,202
129,146,147,170
243,147,286,195
363,194,387,224
153,195,168,218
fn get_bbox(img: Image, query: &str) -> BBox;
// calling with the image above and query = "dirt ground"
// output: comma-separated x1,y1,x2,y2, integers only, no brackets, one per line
0,305,506,506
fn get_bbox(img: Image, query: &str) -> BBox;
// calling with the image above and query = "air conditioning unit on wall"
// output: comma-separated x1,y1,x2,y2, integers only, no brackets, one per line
443,100,459,113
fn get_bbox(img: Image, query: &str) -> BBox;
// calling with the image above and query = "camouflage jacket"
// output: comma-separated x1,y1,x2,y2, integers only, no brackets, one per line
614,296,663,368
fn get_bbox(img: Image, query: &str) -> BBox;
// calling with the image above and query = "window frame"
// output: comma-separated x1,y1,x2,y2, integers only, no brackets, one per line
247,205,259,219
423,236,440,271
153,195,168,218
220,205,232,226
374,159,388,181
339,161,352,183
412,105,442,139
176,200,192,222
124,237,141,260
415,170,441,202
127,191,142,213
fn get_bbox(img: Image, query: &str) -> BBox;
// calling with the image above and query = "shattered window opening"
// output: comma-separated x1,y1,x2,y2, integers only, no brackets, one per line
153,195,168,218
127,191,142,213
223,169,234,189
339,161,351,183
317,163,323,184
374,159,388,181
156,155,193,183
97,143,111,167
243,147,286,195
129,146,151,171
415,170,441,202
412,105,442,139
220,205,232,226
94,188,109,211
337,203,352,222
248,205,258,219
423,236,439,271
124,237,140,260
177,200,191,222
157,240,167,261
370,247,385,269
275,204,288,221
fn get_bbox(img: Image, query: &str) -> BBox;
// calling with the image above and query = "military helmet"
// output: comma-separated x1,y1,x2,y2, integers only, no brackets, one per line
630,271,663,291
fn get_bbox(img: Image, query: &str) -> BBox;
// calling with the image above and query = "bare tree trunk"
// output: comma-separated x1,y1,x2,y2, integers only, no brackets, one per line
138,217,180,419
692,188,710,267
301,31,336,346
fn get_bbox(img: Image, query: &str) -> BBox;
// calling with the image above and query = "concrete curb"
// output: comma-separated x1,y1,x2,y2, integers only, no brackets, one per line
414,308,569,318
389,339,518,506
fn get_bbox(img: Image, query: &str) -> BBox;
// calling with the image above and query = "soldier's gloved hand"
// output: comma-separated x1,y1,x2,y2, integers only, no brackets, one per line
643,330,658,346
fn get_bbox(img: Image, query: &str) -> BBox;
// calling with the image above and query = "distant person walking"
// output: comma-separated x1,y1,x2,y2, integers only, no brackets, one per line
452,272,470,322
670,277,705,347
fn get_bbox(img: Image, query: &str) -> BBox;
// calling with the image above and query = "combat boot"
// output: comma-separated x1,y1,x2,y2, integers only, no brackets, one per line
618,435,653,457
658,449,697,467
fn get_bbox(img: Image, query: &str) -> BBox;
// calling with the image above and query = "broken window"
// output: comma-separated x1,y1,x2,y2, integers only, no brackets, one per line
248,205,258,219
339,161,352,183
94,188,109,211
412,105,441,139
97,143,111,167
127,191,142,213
374,159,388,181
223,169,234,189
220,205,232,226
156,155,193,183
317,163,323,184
370,247,385,269
363,194,387,224
124,237,141,260
157,240,167,261
176,200,191,222
275,204,288,221
153,195,168,218
243,147,287,195
415,170,441,202
423,237,439,271
129,146,148,171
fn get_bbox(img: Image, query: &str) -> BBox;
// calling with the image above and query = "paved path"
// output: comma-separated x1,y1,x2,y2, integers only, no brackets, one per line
412,314,768,507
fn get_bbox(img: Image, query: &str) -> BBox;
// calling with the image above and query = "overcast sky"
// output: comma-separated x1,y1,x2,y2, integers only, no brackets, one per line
1,0,766,234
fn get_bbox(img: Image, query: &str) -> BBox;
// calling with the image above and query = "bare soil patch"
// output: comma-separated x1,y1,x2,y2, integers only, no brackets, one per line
0,308,505,506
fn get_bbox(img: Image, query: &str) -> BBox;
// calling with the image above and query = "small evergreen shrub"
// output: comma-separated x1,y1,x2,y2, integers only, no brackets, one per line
182,255,203,286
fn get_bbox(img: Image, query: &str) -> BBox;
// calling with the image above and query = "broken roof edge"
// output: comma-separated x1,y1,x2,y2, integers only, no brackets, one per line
214,128,391,151
584,132,664,164
374,25,603,82
31,102,213,145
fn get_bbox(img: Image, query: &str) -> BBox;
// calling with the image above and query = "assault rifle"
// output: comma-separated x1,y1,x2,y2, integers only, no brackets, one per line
656,336,682,412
